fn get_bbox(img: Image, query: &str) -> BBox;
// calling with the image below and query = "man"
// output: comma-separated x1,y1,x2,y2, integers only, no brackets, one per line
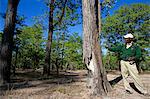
106,33,148,95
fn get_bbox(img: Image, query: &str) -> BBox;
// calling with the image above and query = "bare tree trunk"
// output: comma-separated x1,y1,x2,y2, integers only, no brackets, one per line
0,0,20,84
43,0,55,75
82,0,111,96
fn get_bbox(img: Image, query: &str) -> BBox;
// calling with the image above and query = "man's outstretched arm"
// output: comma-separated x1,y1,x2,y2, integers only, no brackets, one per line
106,45,122,52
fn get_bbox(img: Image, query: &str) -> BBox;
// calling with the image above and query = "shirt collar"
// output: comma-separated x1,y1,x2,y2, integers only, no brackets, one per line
126,42,133,49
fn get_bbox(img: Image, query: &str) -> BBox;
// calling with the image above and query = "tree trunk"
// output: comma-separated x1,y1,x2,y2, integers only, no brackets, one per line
0,0,20,84
82,0,111,96
55,58,59,76
43,0,55,75
60,32,65,70
56,33,60,76
13,46,18,75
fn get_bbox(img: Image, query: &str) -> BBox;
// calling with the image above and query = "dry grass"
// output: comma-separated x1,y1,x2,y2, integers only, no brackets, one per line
0,70,150,99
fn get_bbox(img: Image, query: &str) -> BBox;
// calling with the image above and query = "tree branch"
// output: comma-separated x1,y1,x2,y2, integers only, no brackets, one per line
53,0,67,27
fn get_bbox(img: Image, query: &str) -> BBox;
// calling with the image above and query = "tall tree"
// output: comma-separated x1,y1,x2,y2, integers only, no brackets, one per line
82,0,111,96
0,0,20,84
43,0,81,75
0,12,27,75
43,0,55,75
12,16,26,75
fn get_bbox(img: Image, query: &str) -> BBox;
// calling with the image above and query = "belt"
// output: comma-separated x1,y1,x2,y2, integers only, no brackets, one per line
122,60,136,65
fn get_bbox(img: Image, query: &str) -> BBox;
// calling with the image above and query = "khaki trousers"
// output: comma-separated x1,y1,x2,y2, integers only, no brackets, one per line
120,60,147,94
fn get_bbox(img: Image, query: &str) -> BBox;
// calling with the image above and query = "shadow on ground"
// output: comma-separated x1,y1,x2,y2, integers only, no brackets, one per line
109,75,123,86
0,70,87,95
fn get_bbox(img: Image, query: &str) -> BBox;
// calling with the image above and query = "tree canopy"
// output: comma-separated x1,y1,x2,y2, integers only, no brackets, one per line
102,3,150,48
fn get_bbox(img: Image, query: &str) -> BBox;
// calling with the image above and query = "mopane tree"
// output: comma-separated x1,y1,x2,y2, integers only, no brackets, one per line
0,0,20,84
82,0,111,95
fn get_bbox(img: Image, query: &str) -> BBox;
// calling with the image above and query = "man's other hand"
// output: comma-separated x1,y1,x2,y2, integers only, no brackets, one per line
128,57,135,61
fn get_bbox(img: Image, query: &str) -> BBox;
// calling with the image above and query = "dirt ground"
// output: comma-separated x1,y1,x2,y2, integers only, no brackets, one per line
0,70,150,99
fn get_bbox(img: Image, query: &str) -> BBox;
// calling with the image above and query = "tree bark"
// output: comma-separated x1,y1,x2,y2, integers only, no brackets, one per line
43,0,55,75
13,46,18,75
43,0,67,75
82,0,111,96
60,32,65,70
56,33,60,76
0,0,20,84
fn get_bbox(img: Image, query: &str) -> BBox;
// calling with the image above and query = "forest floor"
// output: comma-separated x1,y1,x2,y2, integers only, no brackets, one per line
0,69,150,99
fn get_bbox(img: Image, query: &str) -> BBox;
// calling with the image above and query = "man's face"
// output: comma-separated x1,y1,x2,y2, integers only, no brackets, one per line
124,38,133,43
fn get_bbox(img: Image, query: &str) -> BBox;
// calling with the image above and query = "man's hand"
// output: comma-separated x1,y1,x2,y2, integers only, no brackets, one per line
127,57,136,65
105,45,109,49
128,57,135,61
104,44,111,49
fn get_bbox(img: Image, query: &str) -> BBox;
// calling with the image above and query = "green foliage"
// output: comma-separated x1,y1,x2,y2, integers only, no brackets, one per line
101,0,117,16
103,52,119,70
51,32,85,70
64,33,84,69
0,32,2,42
33,0,82,71
102,3,150,46
139,52,150,71
11,24,84,70
34,0,81,31
13,25,45,69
